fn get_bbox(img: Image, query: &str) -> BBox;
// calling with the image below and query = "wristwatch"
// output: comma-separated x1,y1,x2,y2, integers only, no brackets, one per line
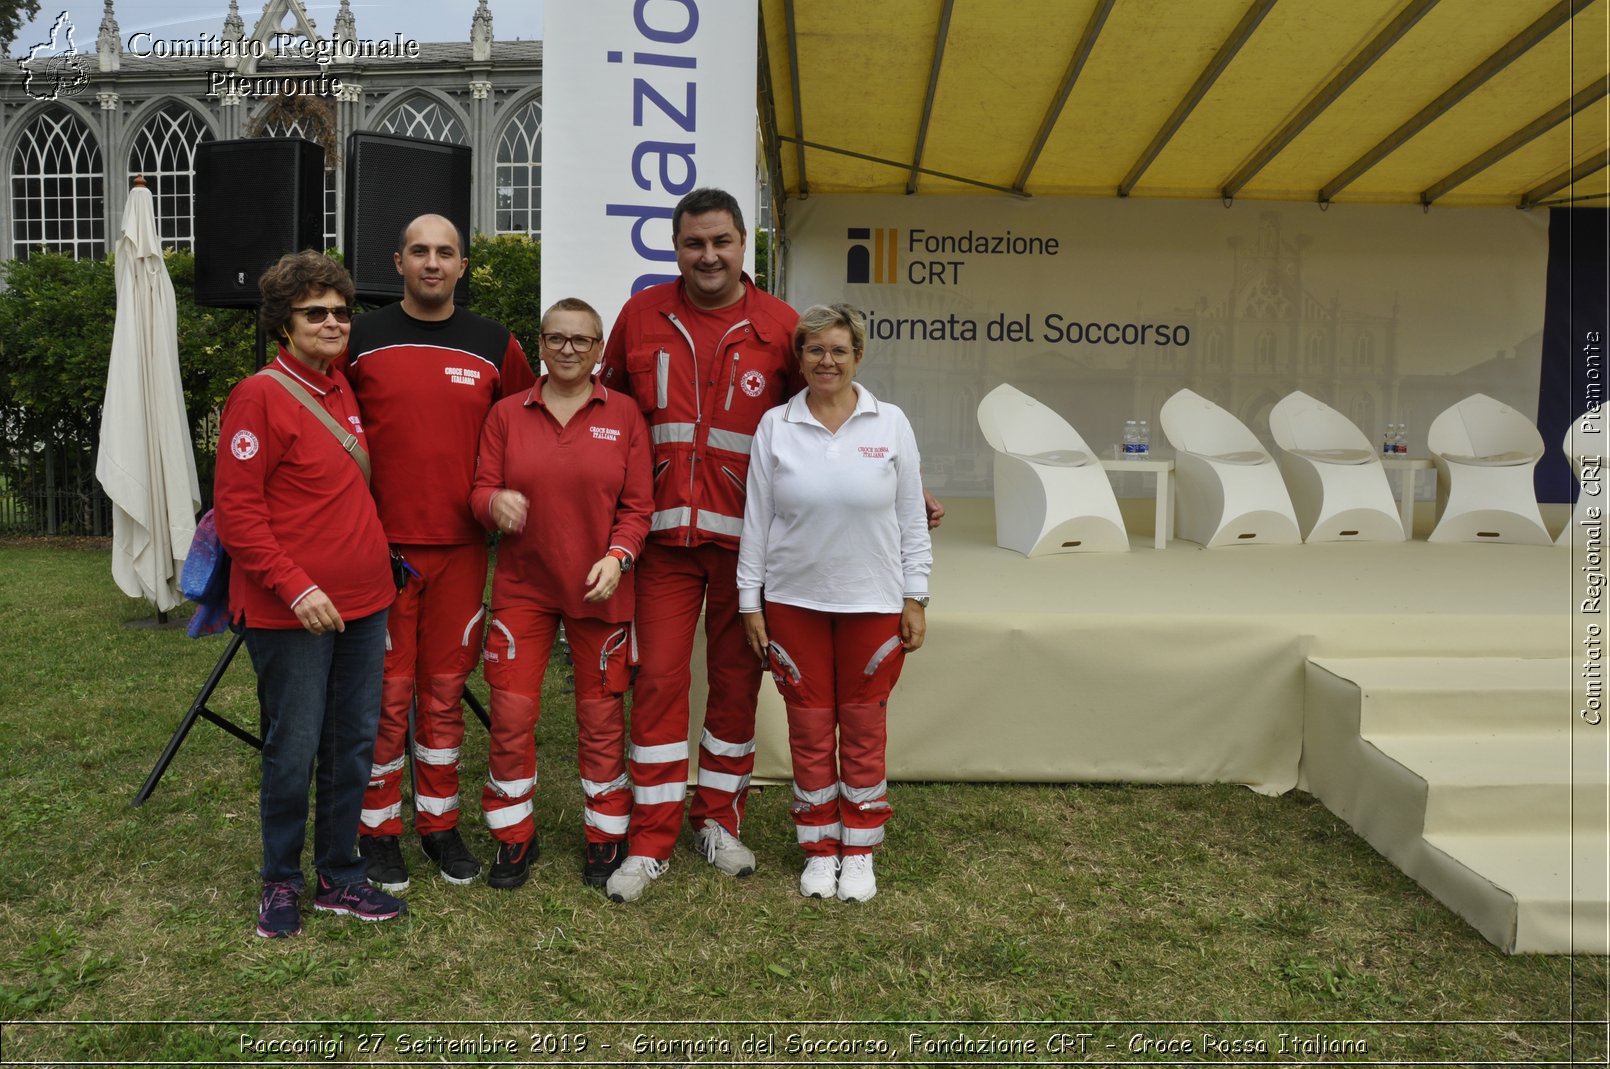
606,548,634,572
905,595,930,608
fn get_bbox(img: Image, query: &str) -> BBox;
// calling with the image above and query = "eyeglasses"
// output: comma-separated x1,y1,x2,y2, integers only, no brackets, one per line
802,344,856,363
541,333,600,353
292,305,353,324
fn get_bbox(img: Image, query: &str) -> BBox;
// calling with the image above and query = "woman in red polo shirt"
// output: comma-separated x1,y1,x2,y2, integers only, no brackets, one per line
470,297,652,890
214,251,403,938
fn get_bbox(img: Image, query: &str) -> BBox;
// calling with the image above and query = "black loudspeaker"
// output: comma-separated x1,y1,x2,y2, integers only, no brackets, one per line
344,132,472,305
194,138,325,307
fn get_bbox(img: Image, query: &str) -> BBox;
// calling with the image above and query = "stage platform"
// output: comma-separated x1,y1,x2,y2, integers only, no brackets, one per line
689,497,1598,952
729,498,1568,792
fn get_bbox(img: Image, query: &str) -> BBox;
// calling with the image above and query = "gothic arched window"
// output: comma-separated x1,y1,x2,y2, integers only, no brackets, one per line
377,96,468,144
1306,333,1326,372
1351,394,1377,434
1354,333,1375,368
495,99,542,237
955,389,979,450
11,107,105,259
1255,331,1276,372
128,103,212,250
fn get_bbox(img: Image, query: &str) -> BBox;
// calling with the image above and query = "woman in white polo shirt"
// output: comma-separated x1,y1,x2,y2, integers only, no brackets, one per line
737,302,932,902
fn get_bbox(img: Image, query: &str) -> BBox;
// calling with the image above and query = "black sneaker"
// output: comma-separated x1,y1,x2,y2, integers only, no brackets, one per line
358,834,409,893
488,837,539,890
420,828,481,885
582,841,626,888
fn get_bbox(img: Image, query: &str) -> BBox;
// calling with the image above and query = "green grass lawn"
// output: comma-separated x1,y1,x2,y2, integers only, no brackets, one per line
0,543,1603,1065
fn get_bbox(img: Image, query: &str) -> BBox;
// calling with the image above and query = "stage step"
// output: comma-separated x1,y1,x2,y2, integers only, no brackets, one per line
1424,832,1610,955
1333,657,1568,734
1302,656,1607,954
1369,734,1608,834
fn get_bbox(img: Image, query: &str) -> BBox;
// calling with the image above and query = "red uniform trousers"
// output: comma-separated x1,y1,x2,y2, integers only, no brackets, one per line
626,542,764,860
480,605,632,845
763,602,905,857
360,542,487,837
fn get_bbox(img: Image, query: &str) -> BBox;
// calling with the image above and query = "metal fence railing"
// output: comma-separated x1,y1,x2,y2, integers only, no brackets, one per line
2,412,222,538
0,443,114,536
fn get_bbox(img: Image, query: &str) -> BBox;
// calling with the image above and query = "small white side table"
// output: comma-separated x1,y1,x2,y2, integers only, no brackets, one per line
1382,456,1435,537
1101,457,1175,550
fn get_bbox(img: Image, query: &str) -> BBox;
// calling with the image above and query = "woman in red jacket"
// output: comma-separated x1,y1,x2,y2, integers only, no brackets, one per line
470,298,653,890
214,251,404,938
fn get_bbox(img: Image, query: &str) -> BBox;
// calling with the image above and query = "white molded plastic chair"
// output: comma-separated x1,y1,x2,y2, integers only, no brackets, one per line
1159,388,1299,548
1268,391,1404,542
1426,393,1549,545
1559,410,1602,547
976,384,1128,555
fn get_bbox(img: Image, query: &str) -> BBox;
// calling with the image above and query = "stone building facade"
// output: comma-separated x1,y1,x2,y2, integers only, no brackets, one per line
2,0,543,259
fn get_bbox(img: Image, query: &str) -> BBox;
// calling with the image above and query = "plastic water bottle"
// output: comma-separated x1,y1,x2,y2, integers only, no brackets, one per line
1136,419,1150,457
1123,420,1138,457
1394,422,1408,455
1383,424,1395,455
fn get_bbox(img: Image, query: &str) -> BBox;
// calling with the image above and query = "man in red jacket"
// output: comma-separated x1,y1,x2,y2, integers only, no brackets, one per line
344,214,536,891
599,189,943,902
596,188,800,901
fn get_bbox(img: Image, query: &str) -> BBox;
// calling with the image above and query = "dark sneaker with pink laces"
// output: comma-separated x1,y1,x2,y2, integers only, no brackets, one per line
312,875,408,922
256,881,301,939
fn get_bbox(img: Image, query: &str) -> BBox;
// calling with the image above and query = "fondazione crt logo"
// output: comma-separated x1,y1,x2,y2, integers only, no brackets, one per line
846,223,1062,287
20,11,90,102
846,227,900,285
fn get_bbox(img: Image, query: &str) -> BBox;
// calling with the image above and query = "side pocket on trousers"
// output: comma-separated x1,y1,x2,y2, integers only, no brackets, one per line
767,640,802,690
481,614,515,689
600,626,631,696
863,635,902,677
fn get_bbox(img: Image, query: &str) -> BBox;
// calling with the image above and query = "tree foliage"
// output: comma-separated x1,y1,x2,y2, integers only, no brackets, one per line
0,250,255,504
0,251,116,453
1,0,43,57
754,228,773,295
466,232,542,350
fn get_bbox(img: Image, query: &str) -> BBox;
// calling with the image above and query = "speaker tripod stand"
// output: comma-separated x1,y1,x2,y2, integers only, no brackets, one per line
131,621,492,807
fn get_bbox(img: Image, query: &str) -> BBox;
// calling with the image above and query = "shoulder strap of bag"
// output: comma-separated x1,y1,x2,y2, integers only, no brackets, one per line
262,368,372,485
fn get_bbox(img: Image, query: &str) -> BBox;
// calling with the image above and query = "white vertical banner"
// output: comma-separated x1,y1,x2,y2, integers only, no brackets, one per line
542,0,758,336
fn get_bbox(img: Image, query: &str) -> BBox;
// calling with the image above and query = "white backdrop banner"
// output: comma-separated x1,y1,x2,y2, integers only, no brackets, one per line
782,196,1549,497
542,0,758,336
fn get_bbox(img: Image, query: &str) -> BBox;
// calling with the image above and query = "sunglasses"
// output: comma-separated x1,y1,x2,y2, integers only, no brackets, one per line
292,305,353,324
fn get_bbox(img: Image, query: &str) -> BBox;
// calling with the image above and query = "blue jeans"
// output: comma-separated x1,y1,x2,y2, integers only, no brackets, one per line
245,609,388,887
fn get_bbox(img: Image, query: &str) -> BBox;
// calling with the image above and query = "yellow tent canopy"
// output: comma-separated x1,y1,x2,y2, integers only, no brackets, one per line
759,0,1608,218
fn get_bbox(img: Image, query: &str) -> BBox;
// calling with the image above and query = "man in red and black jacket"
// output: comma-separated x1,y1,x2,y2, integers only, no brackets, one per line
341,214,536,891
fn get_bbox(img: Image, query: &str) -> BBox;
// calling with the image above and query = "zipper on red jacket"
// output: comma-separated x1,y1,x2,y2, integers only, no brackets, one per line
663,313,754,545
665,313,701,544
665,314,700,421
725,352,740,410
707,320,751,411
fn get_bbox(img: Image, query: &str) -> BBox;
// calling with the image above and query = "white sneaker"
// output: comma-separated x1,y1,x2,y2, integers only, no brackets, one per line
799,855,838,899
605,855,668,903
836,853,876,902
694,819,756,877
